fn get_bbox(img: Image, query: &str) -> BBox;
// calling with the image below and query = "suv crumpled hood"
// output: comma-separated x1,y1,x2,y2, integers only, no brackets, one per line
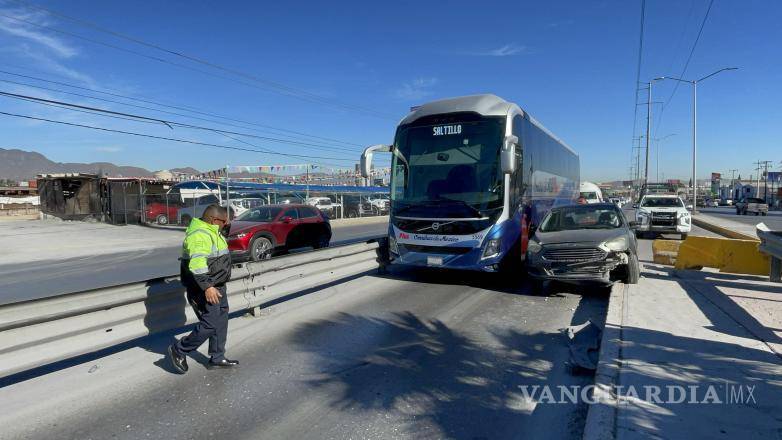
534,228,627,247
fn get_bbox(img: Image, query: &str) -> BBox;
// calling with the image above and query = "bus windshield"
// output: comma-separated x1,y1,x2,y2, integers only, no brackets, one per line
391,117,505,218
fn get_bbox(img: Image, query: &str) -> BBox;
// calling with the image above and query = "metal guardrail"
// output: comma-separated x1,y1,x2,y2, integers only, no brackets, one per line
757,223,782,283
0,238,387,379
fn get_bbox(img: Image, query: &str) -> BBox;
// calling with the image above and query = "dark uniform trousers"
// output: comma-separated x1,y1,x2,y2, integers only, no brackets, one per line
175,284,229,362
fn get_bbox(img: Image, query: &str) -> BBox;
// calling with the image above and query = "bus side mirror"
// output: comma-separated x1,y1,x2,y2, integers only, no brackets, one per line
501,135,518,174
361,144,392,178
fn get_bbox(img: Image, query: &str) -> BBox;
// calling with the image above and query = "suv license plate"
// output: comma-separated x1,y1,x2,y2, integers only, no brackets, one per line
427,256,443,266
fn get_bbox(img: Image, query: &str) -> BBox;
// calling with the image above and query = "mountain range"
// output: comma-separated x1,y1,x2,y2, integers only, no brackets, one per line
0,148,199,182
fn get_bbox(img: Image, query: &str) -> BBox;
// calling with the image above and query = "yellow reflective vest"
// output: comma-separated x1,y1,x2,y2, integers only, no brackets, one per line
180,217,232,290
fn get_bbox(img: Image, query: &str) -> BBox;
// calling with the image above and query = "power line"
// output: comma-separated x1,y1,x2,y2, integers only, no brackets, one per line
0,67,366,148
0,110,356,163
3,2,396,120
0,81,362,155
630,0,646,184
655,0,715,135
0,75,361,152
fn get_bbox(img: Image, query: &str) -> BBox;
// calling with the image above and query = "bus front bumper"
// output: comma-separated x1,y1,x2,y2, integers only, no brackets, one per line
390,244,503,272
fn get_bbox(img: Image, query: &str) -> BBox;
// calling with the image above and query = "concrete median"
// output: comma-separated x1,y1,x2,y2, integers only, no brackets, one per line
674,235,769,275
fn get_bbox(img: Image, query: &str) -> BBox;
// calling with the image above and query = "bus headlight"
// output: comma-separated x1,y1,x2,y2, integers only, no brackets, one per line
600,236,627,252
389,236,399,254
482,239,501,259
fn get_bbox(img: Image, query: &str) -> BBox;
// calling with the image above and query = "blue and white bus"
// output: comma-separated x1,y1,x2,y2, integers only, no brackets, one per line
361,94,579,272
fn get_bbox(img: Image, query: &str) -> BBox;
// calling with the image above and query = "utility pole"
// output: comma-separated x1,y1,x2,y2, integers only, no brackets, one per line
644,82,652,187
632,137,643,186
753,160,773,202
727,168,738,201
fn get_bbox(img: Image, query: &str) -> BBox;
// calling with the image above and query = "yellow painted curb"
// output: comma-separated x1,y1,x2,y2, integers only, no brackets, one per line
674,235,770,275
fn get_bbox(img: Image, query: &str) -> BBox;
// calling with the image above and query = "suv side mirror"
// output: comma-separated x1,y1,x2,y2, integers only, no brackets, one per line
281,216,293,223
528,223,538,236
632,203,639,208
501,135,518,174
686,204,693,211
628,220,639,229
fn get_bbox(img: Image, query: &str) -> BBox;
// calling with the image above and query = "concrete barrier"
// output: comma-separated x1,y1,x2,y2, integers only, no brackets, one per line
691,216,757,241
674,235,769,275
651,239,681,265
0,239,386,379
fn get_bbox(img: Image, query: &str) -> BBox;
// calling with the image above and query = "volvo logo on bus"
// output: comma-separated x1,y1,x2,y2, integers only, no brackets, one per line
431,222,440,231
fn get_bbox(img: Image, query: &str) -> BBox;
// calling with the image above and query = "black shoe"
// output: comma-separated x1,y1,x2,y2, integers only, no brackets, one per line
207,358,239,369
167,344,188,374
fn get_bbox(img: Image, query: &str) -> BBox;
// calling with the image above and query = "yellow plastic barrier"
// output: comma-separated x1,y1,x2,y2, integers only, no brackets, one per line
652,239,681,265
674,235,770,275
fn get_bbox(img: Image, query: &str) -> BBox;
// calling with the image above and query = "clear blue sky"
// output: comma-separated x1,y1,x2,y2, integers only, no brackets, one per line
0,0,779,181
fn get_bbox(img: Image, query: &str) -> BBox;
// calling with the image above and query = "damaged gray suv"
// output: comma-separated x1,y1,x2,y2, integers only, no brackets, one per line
526,203,640,288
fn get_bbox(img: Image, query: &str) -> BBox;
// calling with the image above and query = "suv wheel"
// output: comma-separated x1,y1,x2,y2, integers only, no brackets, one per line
624,253,640,284
312,233,330,249
156,214,169,225
250,236,273,261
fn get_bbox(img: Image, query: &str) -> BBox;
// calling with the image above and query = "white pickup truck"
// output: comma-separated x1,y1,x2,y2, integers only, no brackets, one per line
735,197,768,216
634,194,691,240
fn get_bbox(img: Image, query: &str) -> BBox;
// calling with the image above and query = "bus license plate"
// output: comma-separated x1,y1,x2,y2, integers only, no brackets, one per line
427,256,443,266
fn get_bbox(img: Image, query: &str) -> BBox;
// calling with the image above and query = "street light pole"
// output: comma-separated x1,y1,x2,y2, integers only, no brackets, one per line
657,67,737,213
645,82,652,187
643,78,664,188
692,80,697,210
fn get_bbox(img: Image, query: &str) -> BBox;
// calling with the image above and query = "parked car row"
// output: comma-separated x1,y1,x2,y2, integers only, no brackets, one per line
144,193,389,225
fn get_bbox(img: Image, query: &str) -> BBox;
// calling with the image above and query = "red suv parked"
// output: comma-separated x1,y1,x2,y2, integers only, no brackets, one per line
226,204,331,261
145,201,180,225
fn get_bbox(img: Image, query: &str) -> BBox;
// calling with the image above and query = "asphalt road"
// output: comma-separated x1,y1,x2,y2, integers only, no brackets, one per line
697,206,782,230
1,264,609,440
0,220,388,305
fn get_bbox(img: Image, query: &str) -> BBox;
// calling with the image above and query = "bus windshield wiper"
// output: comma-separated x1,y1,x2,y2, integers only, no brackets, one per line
428,197,483,217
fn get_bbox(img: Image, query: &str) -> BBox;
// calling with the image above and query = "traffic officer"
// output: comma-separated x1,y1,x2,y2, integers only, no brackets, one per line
168,204,239,373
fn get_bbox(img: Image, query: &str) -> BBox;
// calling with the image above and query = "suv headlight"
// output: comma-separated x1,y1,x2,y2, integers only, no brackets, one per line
482,238,501,259
679,212,690,224
600,236,627,252
527,240,543,254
